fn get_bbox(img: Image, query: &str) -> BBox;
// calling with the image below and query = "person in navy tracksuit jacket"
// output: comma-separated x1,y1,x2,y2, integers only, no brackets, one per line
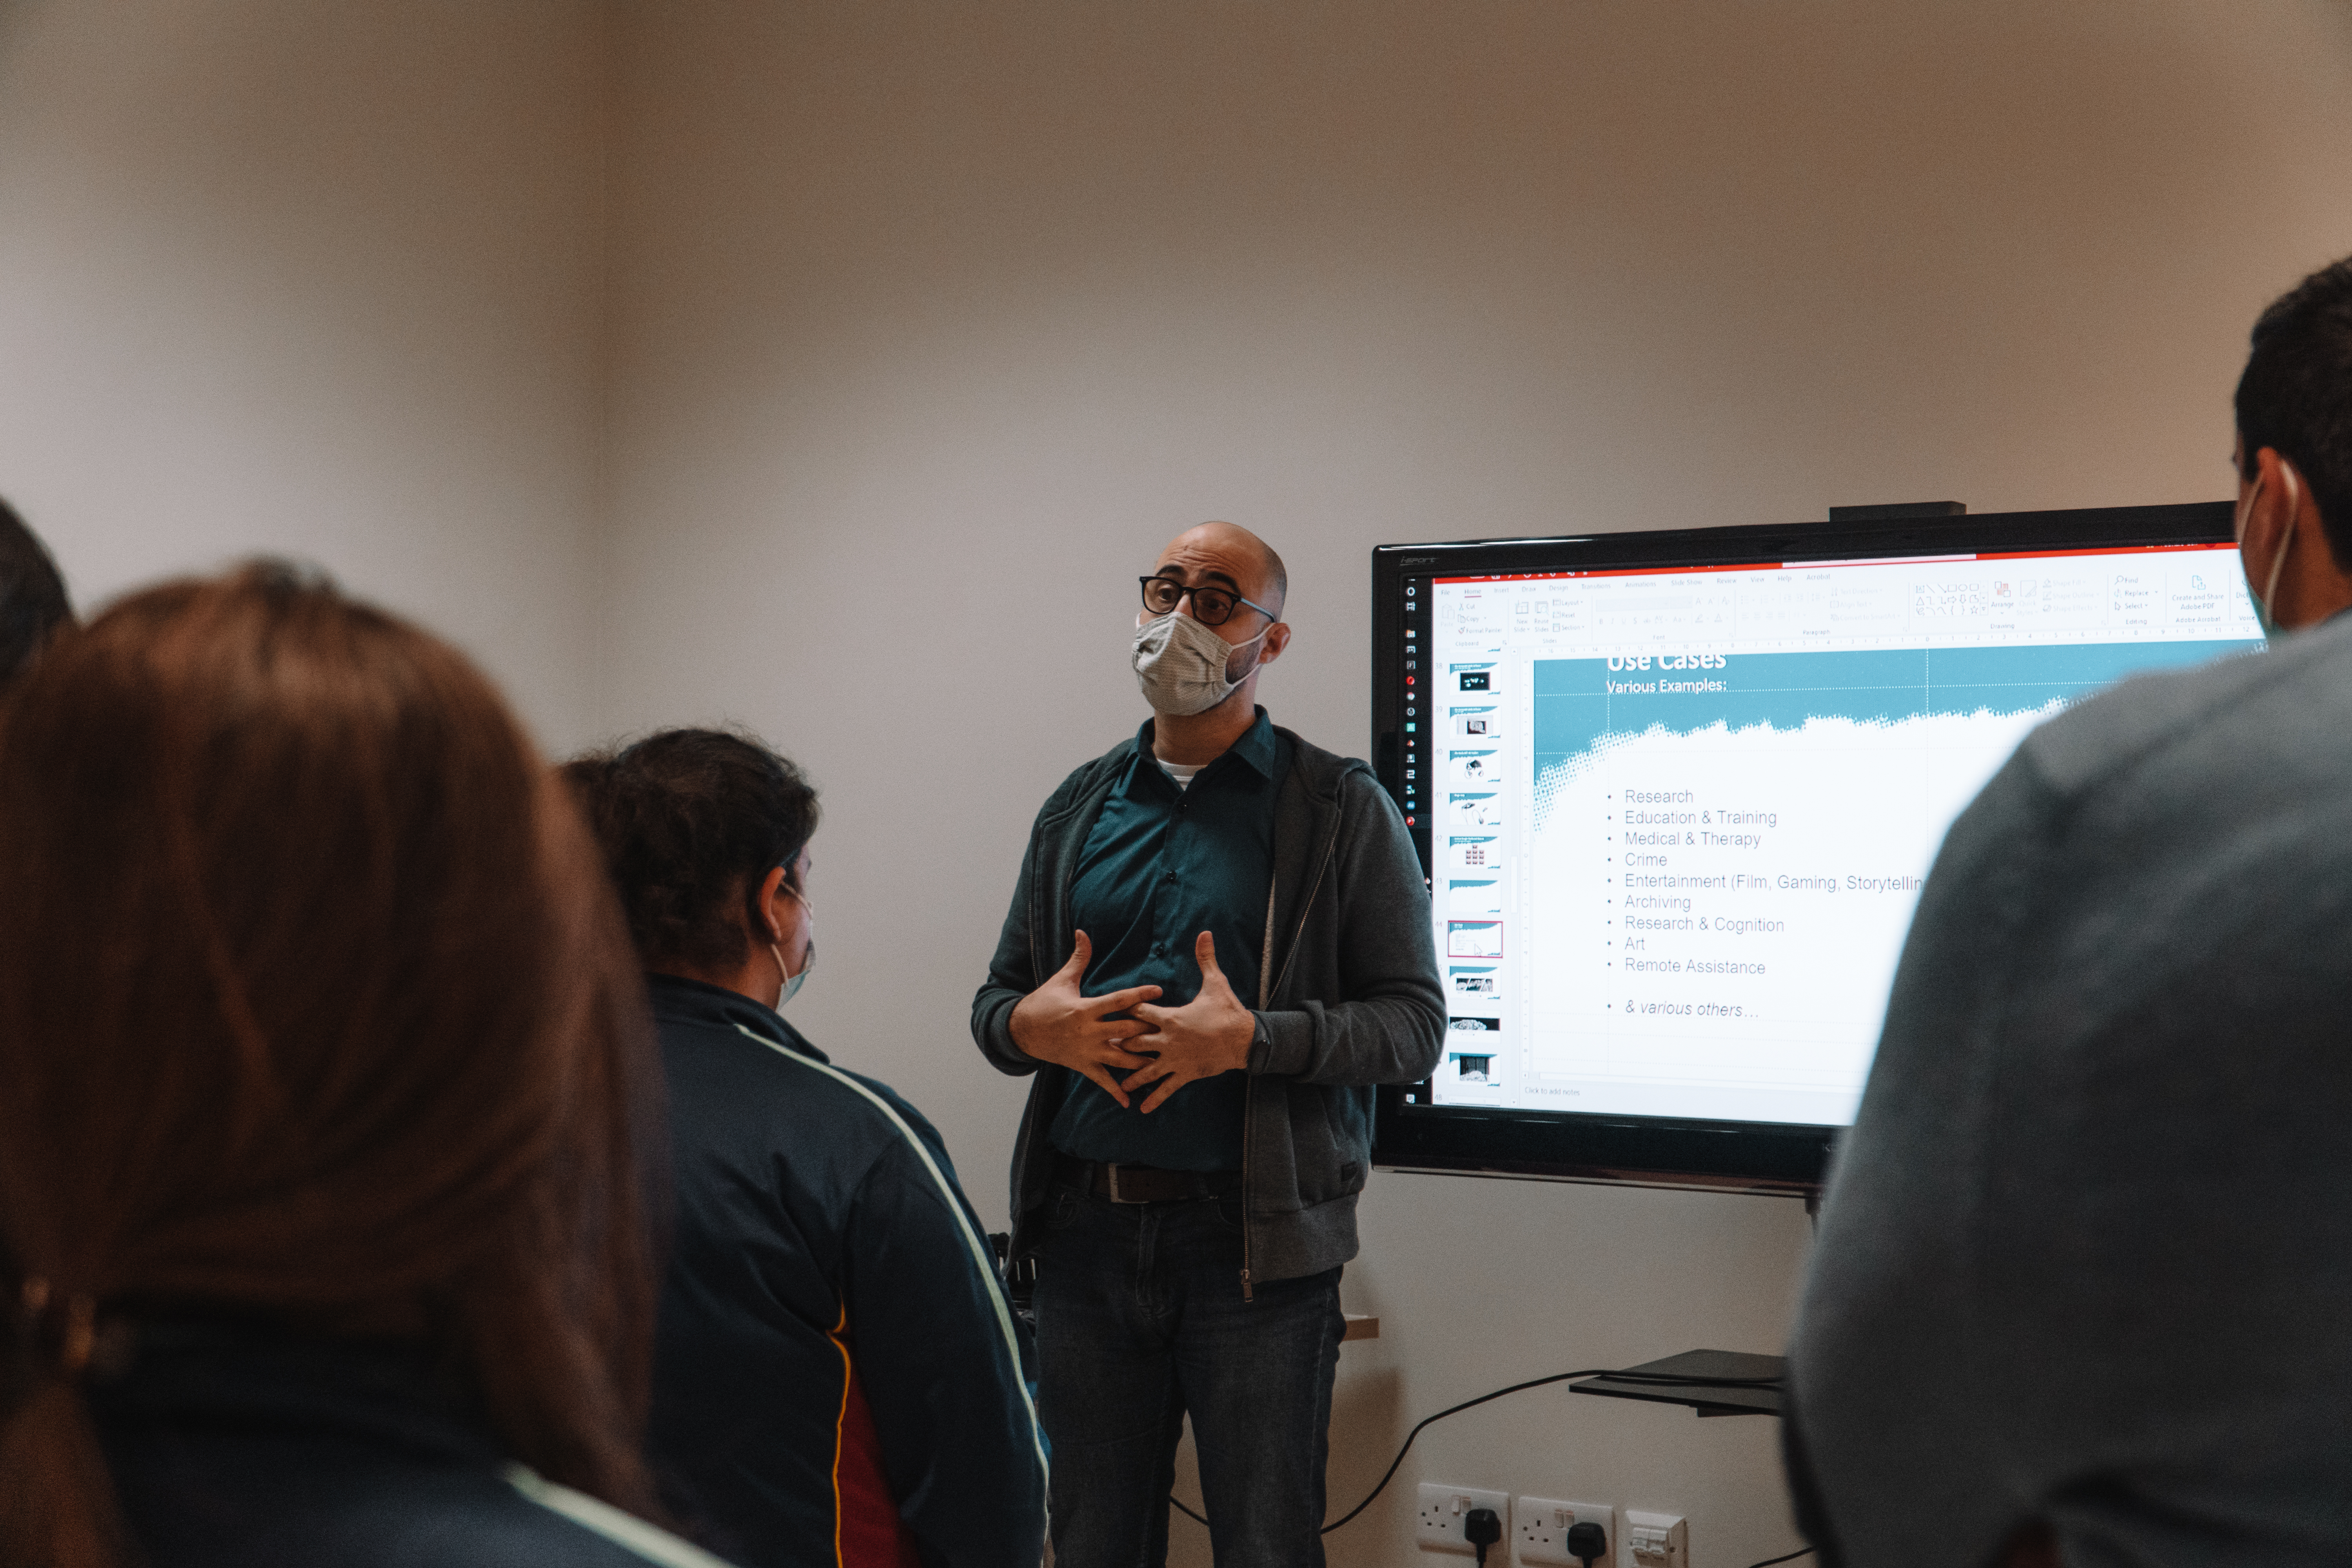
566,730,1046,1568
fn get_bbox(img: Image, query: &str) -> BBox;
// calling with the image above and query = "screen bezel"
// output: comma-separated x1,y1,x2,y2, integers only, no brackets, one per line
1369,500,2238,1195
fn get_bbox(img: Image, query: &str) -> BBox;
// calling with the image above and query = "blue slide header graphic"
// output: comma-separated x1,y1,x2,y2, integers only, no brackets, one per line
1532,641,2260,775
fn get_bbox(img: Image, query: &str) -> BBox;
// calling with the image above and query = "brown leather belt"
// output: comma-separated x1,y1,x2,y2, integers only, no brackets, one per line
1056,1155,1241,1205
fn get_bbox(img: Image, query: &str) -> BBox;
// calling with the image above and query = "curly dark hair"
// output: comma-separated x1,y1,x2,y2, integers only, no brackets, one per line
563,728,820,974
2238,254,2352,563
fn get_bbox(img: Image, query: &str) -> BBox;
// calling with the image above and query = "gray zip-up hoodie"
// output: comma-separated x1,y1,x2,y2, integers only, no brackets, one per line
971,718,1444,1290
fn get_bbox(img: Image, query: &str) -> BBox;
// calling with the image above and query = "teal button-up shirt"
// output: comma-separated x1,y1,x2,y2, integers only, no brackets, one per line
1047,710,1289,1172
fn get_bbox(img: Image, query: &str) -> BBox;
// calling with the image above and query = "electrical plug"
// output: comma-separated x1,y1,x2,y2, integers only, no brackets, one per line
1566,1519,1608,1567
1465,1505,1503,1564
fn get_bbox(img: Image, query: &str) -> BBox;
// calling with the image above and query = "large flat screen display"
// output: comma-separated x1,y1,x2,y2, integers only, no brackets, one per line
1369,503,2260,1191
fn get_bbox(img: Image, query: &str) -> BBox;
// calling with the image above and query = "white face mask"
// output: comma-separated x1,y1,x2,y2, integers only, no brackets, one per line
769,889,813,1009
2237,459,2303,642
1131,610,1270,716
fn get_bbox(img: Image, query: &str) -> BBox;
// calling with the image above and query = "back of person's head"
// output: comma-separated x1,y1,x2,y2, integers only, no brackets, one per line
2236,254,2352,554
563,728,819,973
0,496,73,685
0,563,661,1566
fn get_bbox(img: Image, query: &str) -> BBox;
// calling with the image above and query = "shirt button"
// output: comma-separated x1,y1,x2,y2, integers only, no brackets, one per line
1163,871,1177,883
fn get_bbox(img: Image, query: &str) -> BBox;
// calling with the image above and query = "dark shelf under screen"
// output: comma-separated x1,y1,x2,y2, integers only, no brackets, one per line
1571,1350,1787,1417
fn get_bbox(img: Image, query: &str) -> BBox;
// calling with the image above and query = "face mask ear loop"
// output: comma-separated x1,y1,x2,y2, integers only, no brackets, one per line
2263,520,2294,621
2249,461,2305,630
767,883,815,1009
765,879,792,1007
1223,620,1275,684
2262,463,2303,629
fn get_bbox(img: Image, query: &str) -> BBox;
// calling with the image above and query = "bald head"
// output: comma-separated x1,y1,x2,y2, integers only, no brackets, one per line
1157,522,1287,617
1139,520,1295,741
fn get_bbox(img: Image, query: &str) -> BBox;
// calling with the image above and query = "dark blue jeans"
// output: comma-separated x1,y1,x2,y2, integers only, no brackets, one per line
1032,1178,1343,1568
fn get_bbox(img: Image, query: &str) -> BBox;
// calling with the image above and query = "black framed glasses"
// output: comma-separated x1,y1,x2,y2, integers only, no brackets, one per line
1138,576,1277,627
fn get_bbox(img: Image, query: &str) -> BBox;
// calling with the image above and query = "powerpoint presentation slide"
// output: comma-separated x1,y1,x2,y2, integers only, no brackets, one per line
1447,1016,1501,1031
1447,1049,1497,1085
1448,836,1500,870
1450,793,1503,828
1447,879,1504,916
1448,965,1504,1005
1447,920,1504,957
1453,663,1497,693
1518,632,2262,1118
1453,709,1501,739
1450,750,1500,785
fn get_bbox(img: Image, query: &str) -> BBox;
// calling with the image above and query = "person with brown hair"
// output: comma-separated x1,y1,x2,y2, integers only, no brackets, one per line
0,563,730,1568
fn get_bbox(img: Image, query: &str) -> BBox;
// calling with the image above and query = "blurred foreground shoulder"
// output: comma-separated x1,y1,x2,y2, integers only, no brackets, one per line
2021,628,2349,799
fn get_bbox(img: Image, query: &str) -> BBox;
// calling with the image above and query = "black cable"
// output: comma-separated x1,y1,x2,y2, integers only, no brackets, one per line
1159,1365,1784,1536
1318,1367,1780,1534
1316,1367,1610,1533
1157,1363,1778,1542
1746,1548,1816,1567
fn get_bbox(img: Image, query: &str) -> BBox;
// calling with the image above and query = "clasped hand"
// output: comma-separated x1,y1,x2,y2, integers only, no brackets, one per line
1009,930,1256,1114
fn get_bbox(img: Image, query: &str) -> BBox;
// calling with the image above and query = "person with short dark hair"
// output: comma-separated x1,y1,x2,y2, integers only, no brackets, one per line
1788,254,2352,1568
0,564,707,1568
565,729,1045,1568
0,495,73,683
2228,254,2352,630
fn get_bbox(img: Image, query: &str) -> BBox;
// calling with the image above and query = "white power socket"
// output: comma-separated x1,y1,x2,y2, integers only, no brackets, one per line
1624,1510,1689,1568
1515,1497,1614,1565
1415,1484,1510,1554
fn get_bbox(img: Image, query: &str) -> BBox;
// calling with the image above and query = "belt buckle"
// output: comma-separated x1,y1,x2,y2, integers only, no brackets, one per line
1106,1163,1131,1204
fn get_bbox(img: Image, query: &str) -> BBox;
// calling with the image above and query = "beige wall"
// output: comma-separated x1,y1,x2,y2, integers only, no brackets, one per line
6,3,2352,1564
0,0,609,751
601,5,2352,1565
